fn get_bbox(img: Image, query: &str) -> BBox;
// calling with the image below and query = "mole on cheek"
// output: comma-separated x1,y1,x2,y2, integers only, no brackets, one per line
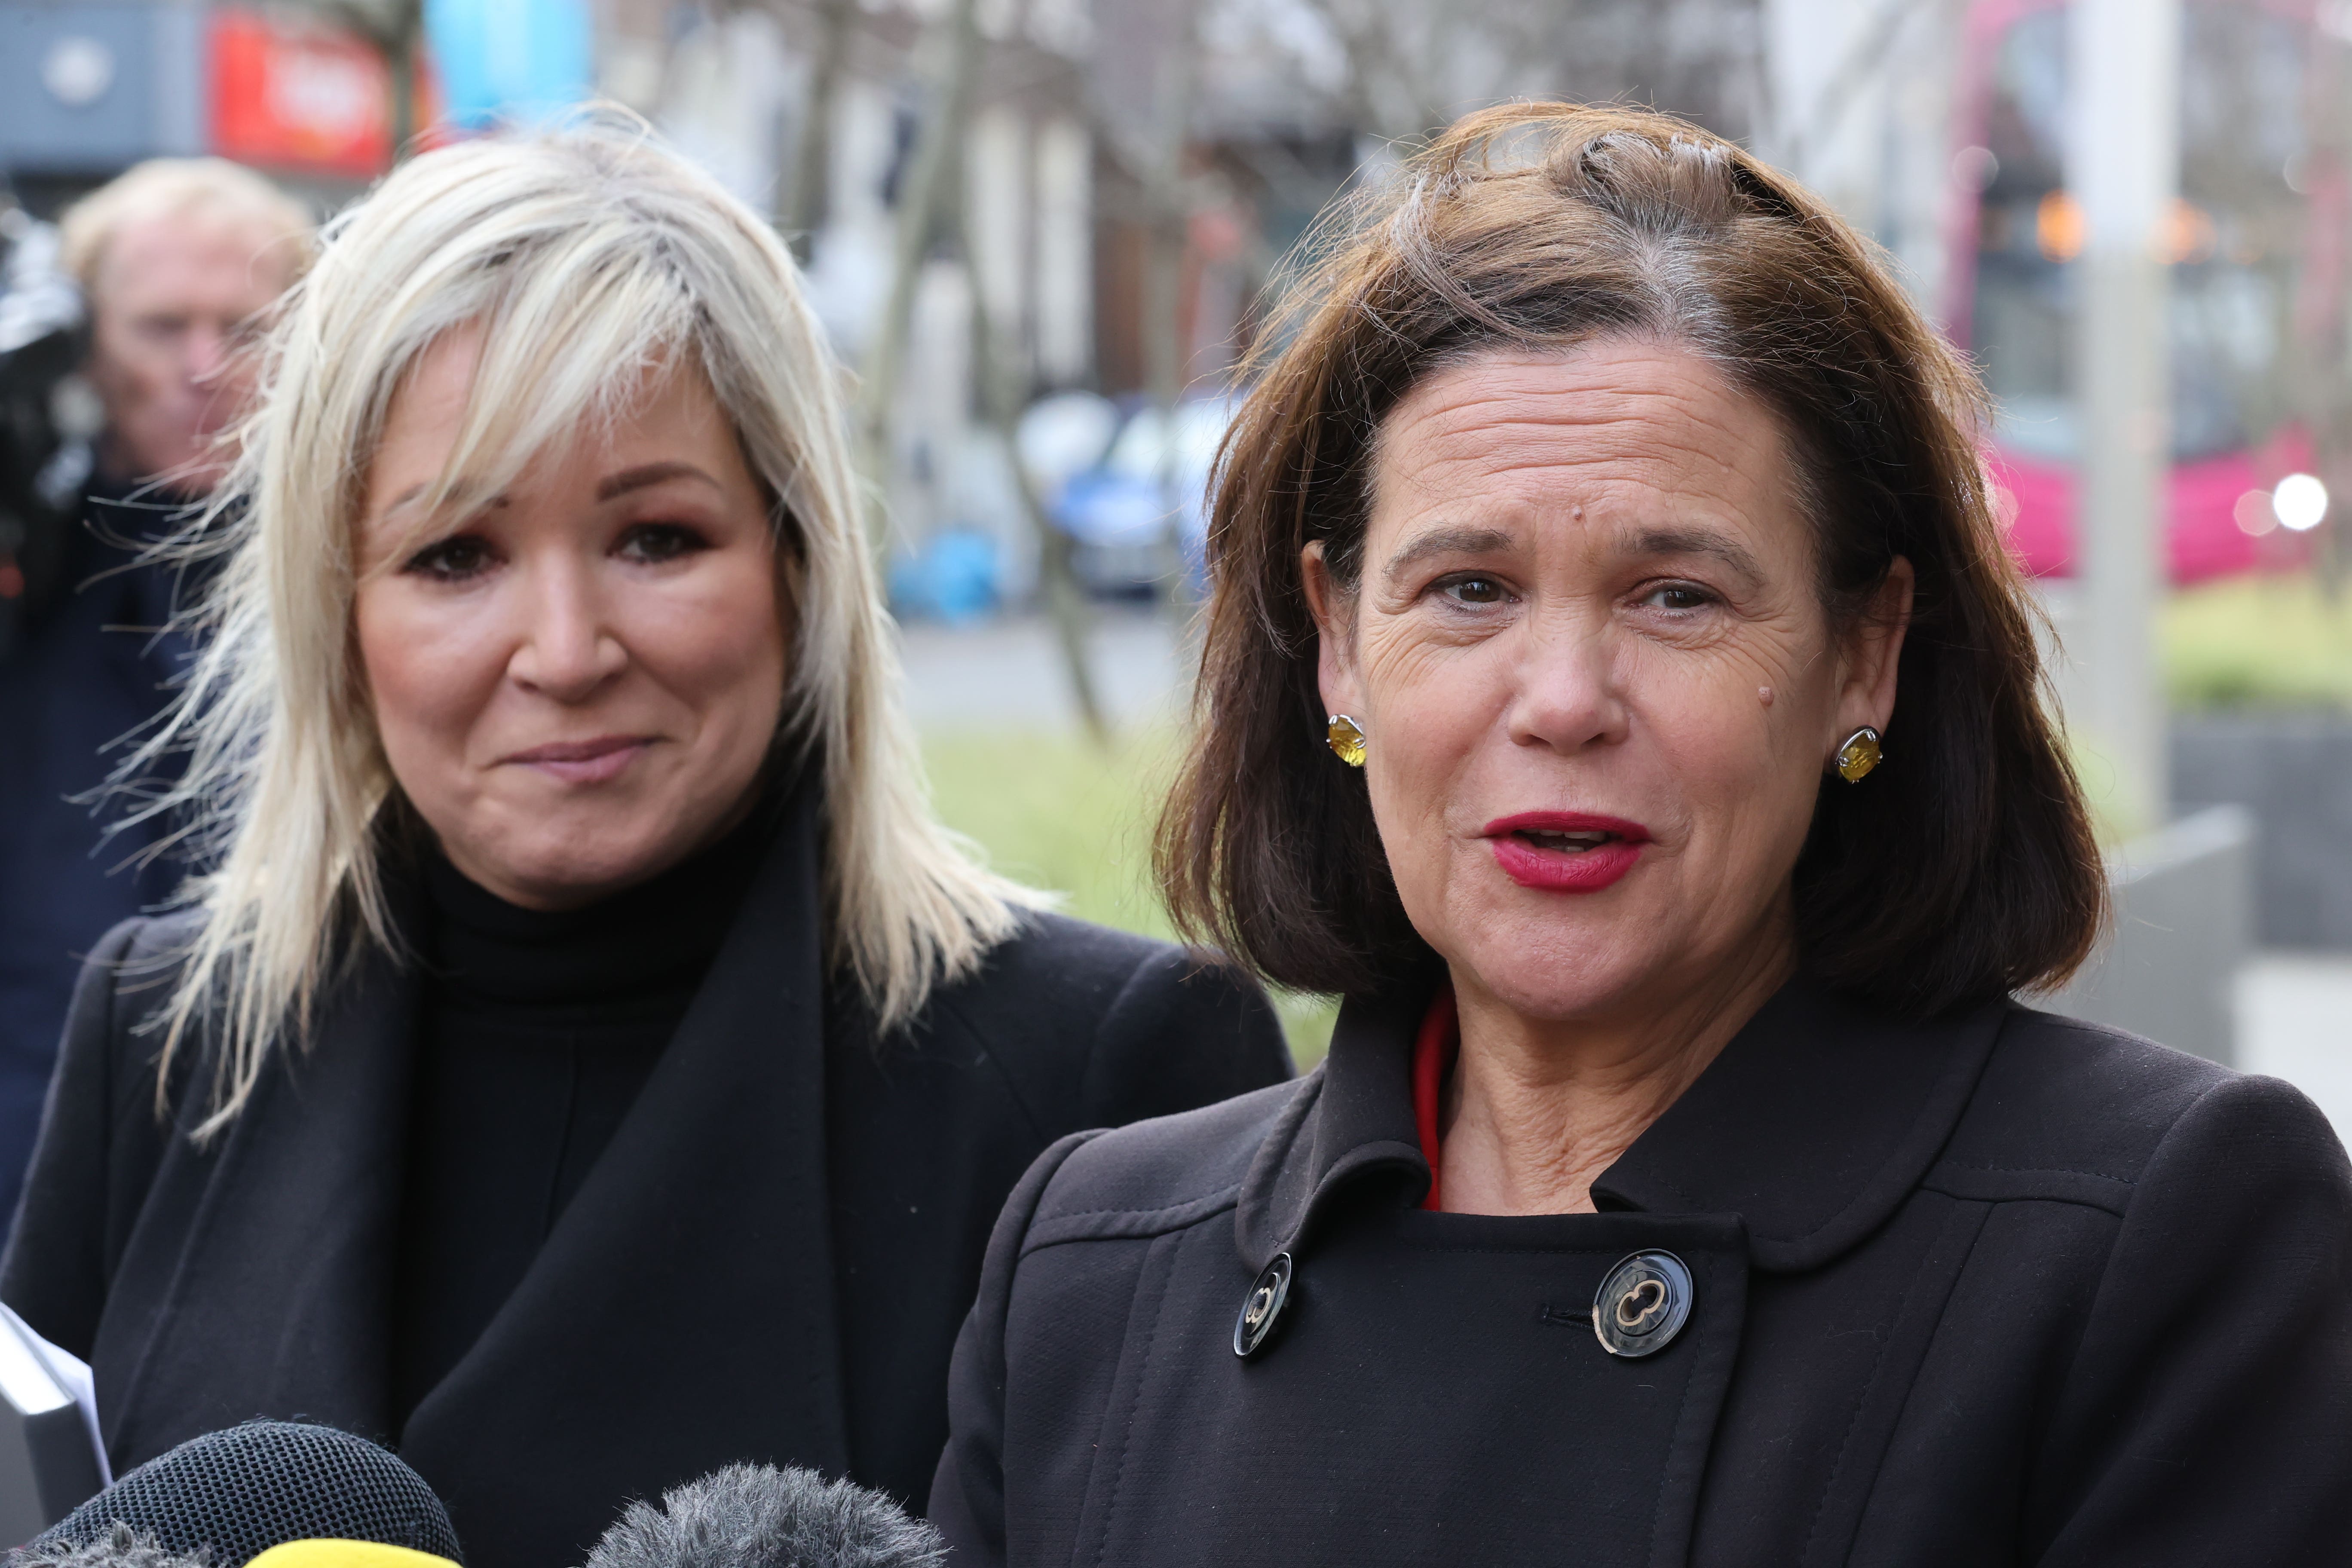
1758,686,1775,707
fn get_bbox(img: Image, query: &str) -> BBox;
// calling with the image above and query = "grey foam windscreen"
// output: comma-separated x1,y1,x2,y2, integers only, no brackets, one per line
584,1464,944,1568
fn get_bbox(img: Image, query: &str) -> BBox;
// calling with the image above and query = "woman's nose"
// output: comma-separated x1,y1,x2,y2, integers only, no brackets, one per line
1504,620,1630,753
505,559,627,701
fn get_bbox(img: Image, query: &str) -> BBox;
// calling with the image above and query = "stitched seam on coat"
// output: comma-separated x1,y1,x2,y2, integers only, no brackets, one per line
1914,1181,2130,1219
1800,1210,1946,1564
1039,1183,1244,1222
1022,1204,1235,1258
1090,1235,1174,1568
1932,1159,2135,1184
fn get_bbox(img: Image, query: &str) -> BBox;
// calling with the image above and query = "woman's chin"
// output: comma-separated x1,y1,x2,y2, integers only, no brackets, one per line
453,819,702,909
1446,936,1666,1025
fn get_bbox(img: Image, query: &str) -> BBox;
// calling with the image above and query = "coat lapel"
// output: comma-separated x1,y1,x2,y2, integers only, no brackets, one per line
1237,974,2003,1276
104,937,416,1458
397,789,848,1560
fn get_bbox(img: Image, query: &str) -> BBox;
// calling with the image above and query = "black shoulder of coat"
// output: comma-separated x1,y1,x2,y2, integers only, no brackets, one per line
1926,1002,2330,1216
1017,1073,1310,1253
0,909,208,1354
912,910,1293,1142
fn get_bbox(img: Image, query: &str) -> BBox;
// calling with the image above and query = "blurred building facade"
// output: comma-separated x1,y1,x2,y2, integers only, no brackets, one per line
0,0,428,212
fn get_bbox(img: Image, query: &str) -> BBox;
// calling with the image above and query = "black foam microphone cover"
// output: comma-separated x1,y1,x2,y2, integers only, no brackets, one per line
583,1464,944,1568
17,1421,461,1566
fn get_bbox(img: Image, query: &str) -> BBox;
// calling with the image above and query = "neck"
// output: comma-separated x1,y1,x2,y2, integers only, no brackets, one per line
1436,912,1797,1216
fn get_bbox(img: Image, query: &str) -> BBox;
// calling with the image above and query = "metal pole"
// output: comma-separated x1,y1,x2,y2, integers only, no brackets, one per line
2067,0,2180,832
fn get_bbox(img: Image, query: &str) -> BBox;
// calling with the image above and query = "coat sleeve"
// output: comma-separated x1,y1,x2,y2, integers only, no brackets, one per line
0,917,147,1358
2030,1072,2352,1565
1075,946,1292,1131
928,1128,1099,1565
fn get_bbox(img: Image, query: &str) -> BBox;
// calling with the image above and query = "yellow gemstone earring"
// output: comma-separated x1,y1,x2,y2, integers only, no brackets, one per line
1326,714,1368,767
1835,726,1883,783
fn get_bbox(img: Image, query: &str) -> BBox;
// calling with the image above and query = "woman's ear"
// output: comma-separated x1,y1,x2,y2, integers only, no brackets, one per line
1832,555,1914,746
1300,541,1364,718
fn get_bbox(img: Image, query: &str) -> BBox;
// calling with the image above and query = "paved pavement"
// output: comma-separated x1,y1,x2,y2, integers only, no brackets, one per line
902,611,2351,1148
897,606,1188,732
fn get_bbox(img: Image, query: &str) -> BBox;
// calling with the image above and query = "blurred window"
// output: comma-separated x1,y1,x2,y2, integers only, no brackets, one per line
1962,0,2308,465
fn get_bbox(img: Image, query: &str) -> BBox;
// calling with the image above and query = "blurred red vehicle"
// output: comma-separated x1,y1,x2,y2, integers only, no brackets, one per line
1945,0,2329,583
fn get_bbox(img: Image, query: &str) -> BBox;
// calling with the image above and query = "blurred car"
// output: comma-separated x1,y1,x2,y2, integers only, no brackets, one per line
1023,392,1238,596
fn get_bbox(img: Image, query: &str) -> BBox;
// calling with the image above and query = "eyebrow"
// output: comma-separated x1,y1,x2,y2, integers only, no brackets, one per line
1381,525,1516,579
595,461,724,501
1379,521,1767,586
377,461,723,520
1627,526,1764,585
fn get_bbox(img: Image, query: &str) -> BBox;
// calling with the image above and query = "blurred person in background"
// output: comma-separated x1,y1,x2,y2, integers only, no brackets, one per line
932,104,2352,1565
0,120,1287,1568
0,159,311,1241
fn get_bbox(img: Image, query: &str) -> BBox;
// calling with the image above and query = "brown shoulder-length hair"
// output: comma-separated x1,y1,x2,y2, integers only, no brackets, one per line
1156,102,2104,1019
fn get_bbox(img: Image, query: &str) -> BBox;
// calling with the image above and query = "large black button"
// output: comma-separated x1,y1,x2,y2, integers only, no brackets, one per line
1232,1252,1293,1358
1591,1250,1693,1358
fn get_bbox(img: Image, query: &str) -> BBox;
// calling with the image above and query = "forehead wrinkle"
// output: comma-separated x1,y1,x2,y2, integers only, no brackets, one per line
1379,345,1789,507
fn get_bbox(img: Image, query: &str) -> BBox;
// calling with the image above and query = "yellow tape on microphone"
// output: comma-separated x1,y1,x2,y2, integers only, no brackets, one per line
245,1542,462,1568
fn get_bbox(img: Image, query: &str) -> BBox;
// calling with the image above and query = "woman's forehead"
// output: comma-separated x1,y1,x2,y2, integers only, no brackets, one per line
363,327,731,530
1366,341,1806,558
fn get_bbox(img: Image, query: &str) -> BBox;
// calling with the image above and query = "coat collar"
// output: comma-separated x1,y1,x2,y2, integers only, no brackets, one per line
1234,973,2005,1274
111,773,851,1507
397,778,851,1541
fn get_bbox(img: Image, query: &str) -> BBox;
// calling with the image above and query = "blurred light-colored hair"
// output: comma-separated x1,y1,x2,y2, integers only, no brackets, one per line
58,156,314,295
124,117,1041,1134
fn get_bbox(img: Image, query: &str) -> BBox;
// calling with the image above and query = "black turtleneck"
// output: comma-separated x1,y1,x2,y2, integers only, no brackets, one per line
391,805,772,1424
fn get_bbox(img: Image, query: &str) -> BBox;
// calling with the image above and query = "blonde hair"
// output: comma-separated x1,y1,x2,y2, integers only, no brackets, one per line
59,156,314,294
124,117,1042,1135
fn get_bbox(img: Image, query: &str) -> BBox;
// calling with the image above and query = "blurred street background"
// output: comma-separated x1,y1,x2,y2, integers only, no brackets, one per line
1,0,2346,1110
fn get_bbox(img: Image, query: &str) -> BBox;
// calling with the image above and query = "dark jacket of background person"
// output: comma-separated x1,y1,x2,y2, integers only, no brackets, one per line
0,489,193,1246
0,791,1292,1568
931,976,2352,1566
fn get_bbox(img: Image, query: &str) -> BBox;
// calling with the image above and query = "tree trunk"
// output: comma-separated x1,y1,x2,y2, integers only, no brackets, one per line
854,0,981,545
1140,5,1199,625
784,0,860,259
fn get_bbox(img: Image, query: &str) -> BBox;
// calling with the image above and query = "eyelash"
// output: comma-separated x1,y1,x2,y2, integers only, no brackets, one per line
398,522,712,581
1639,582,1716,612
1435,573,1512,606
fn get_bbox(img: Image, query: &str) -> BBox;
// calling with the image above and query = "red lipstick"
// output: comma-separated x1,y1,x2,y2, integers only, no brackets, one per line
1482,811,1652,893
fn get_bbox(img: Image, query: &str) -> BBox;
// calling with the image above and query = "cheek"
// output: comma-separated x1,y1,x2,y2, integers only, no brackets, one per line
628,563,788,725
1628,639,1824,851
352,583,510,751
1357,628,1508,855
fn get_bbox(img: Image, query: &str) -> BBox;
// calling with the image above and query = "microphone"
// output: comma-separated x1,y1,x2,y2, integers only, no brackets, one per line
6,1522,205,1568
582,1464,944,1568
13,1421,462,1567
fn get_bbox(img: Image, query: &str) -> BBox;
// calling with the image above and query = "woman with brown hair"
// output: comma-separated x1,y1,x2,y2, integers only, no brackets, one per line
929,104,2352,1564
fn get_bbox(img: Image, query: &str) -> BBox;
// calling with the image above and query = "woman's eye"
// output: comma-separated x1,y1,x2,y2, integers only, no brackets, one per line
1440,574,1509,605
617,523,709,564
403,535,495,580
1641,583,1714,611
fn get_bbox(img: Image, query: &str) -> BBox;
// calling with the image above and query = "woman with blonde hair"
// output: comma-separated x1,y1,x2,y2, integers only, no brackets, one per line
0,121,1286,1568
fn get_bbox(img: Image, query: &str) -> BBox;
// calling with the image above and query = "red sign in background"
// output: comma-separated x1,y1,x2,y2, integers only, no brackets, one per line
208,8,437,178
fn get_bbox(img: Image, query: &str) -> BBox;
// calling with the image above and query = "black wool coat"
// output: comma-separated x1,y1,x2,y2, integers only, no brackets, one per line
931,976,2352,1567
0,801,1291,1568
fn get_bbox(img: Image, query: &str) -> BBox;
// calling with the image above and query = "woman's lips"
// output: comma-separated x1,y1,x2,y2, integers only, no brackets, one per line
502,735,654,785
1482,811,1653,893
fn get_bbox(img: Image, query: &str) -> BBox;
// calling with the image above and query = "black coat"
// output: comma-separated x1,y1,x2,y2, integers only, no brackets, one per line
0,801,1291,1568
0,491,193,1244
931,975,2352,1566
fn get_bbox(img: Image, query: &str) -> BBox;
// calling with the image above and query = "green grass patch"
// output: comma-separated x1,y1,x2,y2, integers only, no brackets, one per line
2165,572,2352,711
920,727,1338,1066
